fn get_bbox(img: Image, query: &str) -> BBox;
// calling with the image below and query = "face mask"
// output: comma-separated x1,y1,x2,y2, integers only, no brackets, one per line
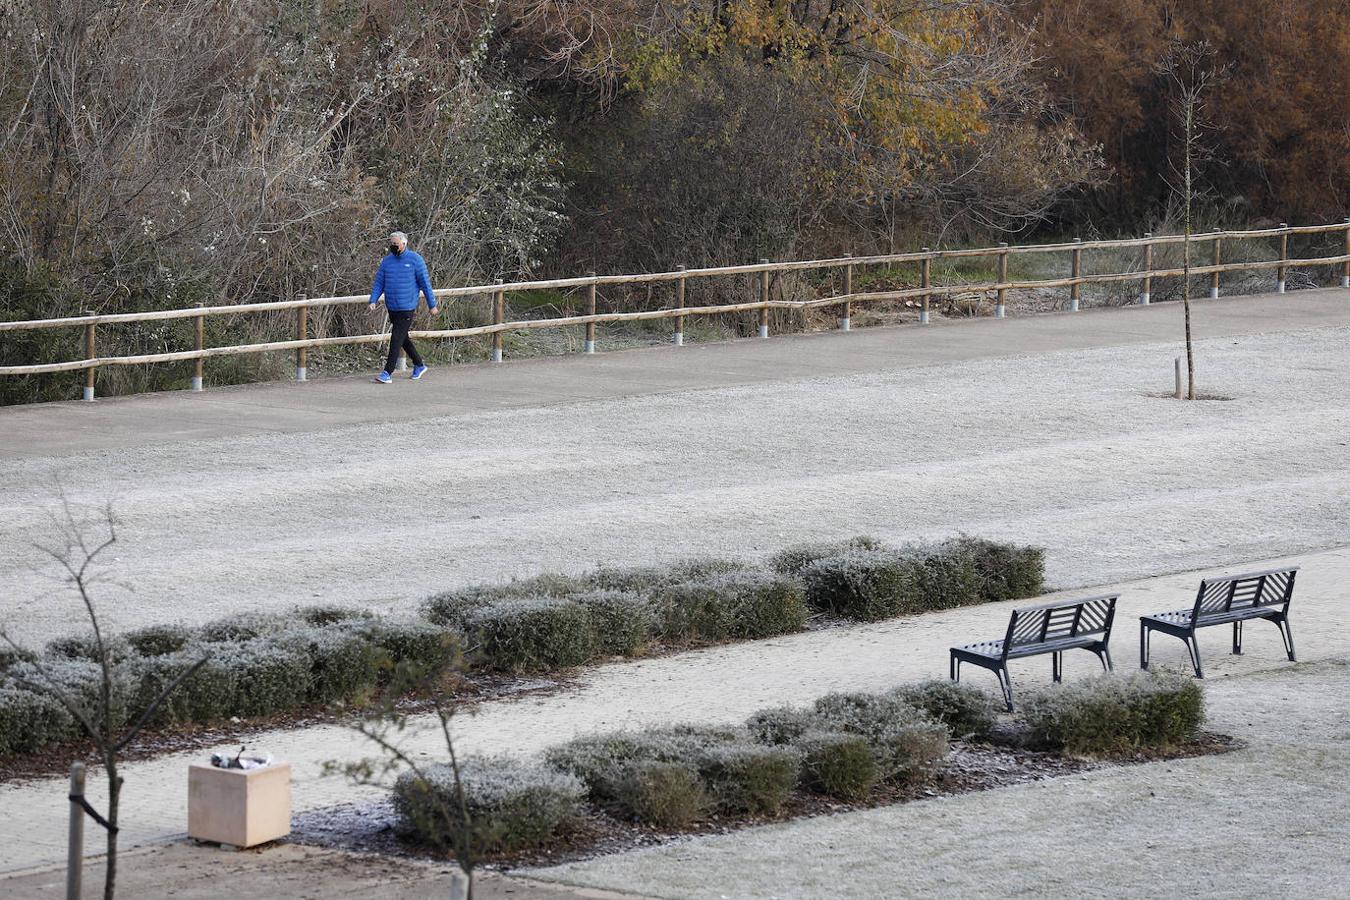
389,244,402,255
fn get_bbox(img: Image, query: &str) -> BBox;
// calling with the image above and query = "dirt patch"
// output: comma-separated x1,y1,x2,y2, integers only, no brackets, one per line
290,732,1238,873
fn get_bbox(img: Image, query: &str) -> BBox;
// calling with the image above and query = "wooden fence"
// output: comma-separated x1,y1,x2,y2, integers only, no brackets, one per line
2,220,1348,401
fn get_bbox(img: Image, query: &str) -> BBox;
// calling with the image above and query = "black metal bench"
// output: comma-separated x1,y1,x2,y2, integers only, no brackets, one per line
1140,566,1297,678
950,594,1118,711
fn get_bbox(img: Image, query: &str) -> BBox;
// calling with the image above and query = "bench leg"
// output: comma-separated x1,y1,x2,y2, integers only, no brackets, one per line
1096,645,1113,672
1185,634,1204,678
950,654,959,682
1232,620,1243,655
1277,618,1296,662
996,666,1014,713
1051,651,1063,683
1140,626,1150,670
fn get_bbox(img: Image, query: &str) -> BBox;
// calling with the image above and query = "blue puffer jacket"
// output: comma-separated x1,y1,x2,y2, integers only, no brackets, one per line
369,249,437,312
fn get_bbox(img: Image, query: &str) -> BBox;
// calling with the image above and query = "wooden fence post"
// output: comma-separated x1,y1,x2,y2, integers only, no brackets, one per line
758,259,770,338
491,279,505,363
82,316,96,401
1342,218,1349,288
1140,233,1153,305
1277,223,1289,293
192,304,205,392
295,303,308,381
1070,238,1083,311
996,242,1009,318
674,265,686,345
841,254,853,330
585,272,597,353
920,249,931,324
67,762,84,900
1210,236,1222,299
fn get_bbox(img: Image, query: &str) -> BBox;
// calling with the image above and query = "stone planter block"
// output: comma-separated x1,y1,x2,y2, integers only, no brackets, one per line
187,762,291,848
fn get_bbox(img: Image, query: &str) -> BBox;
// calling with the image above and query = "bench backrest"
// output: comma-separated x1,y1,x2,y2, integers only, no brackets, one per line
1001,594,1118,659
1190,567,1298,623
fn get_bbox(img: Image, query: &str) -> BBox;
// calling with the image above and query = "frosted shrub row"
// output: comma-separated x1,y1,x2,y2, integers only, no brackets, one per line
394,671,1205,856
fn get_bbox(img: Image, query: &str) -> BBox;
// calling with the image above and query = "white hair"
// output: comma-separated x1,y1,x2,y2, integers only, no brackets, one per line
389,231,408,245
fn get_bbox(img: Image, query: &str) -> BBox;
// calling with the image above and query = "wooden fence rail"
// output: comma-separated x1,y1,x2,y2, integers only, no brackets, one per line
3,221,1348,396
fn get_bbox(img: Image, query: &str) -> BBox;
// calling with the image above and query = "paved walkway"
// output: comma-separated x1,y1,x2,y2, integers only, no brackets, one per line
2,545,1347,877
2,290,1349,645
2,288,1348,457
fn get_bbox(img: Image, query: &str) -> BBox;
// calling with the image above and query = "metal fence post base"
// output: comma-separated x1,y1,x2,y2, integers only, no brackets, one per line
758,325,769,339
1070,298,1080,312
491,349,503,363
673,333,683,346
1342,276,1350,288
1209,287,1219,299
839,317,850,331
583,340,595,354
1139,292,1150,305
295,367,307,382
81,387,94,402
995,304,1005,319
1277,280,1286,294
191,377,203,392
919,310,929,325
395,355,407,371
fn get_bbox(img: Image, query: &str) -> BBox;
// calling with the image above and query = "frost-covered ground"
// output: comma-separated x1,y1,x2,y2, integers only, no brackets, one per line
525,656,1350,899
1,323,1348,644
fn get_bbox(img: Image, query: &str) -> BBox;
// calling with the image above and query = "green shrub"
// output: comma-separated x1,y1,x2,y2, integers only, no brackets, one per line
813,692,949,781
891,680,998,737
654,571,807,643
394,756,585,854
611,759,709,827
128,649,232,725
0,685,77,755
905,545,983,611
124,624,194,657
205,640,311,717
745,705,818,746
768,536,883,576
296,605,374,627
285,626,383,705
949,536,1045,601
1022,671,1204,755
796,730,880,801
571,590,654,656
8,658,134,736
423,575,590,627
696,743,799,815
588,557,749,594
44,633,134,664
467,598,598,672
798,549,917,620
359,620,459,678
198,614,288,644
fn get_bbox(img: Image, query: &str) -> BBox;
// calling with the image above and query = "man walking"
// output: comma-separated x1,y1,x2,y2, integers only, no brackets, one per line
369,231,440,382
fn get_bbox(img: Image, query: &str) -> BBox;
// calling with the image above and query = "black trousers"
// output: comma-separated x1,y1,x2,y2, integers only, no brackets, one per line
385,310,424,373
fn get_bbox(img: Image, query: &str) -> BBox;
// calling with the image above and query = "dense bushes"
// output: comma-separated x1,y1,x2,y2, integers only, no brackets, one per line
393,756,585,854
892,680,999,738
1023,671,1205,754
1,533,1041,758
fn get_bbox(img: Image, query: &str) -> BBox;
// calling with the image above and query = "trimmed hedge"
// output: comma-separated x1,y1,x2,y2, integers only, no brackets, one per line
393,756,585,854
813,692,950,781
467,598,599,673
1,534,1043,759
891,680,998,738
796,730,880,800
1023,670,1205,755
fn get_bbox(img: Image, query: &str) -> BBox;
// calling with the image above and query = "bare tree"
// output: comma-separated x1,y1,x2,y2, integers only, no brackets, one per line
1158,42,1222,401
0,499,207,900
327,650,476,899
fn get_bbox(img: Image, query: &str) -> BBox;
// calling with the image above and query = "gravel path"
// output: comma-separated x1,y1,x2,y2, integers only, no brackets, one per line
2,321,1349,645
525,657,1350,899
